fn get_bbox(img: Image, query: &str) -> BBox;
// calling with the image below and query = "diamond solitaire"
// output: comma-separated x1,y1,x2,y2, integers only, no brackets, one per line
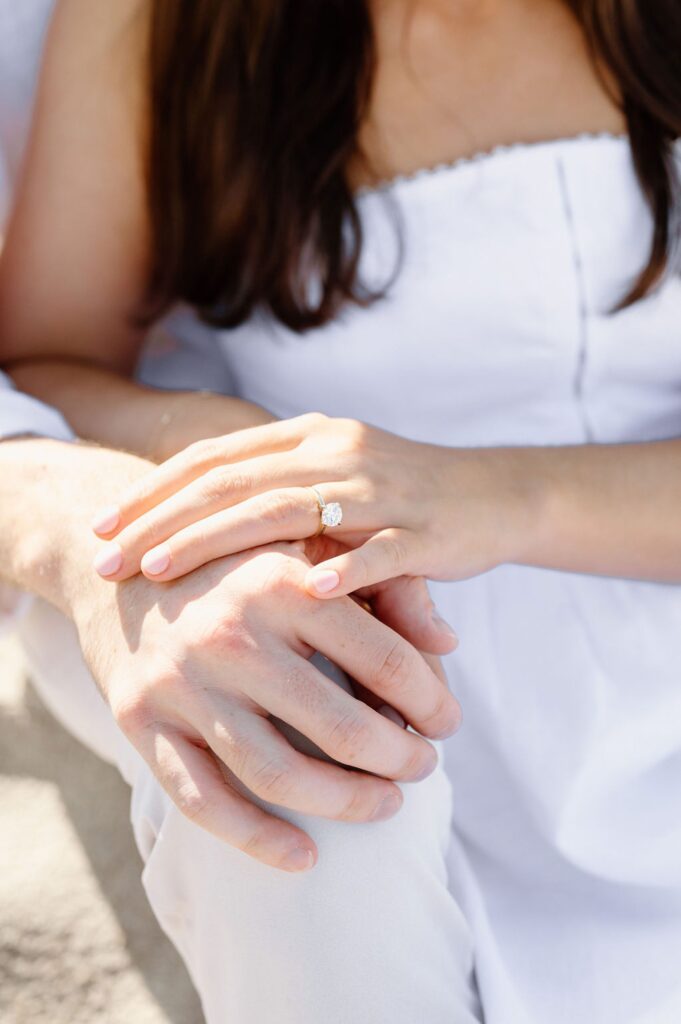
321,502,343,528
310,487,344,536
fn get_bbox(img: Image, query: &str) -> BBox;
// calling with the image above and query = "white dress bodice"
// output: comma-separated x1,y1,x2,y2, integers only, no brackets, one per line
163,135,681,1024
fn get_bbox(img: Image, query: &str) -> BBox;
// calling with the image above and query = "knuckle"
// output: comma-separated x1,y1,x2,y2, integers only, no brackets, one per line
111,691,156,736
191,608,257,659
339,782,375,822
248,756,297,803
374,639,412,695
400,741,436,781
380,533,408,573
259,491,299,528
185,437,223,468
199,466,233,504
418,692,462,737
326,710,373,764
299,411,328,432
219,729,259,779
350,545,373,588
241,825,281,862
342,417,367,448
258,554,305,601
173,783,213,825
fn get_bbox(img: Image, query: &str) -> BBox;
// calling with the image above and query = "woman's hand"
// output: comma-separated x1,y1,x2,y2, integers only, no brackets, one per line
92,412,538,595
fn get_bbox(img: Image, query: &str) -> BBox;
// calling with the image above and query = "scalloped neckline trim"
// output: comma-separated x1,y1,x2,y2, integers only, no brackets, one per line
355,131,629,198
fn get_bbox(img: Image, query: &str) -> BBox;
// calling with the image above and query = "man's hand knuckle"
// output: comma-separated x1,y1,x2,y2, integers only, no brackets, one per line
375,640,411,693
259,557,303,600
340,783,372,821
112,691,155,735
249,756,297,803
174,784,213,825
195,610,255,657
327,711,373,762
222,730,258,779
241,826,277,861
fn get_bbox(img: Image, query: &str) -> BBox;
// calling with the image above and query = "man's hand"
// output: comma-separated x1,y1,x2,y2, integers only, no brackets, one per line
73,537,460,873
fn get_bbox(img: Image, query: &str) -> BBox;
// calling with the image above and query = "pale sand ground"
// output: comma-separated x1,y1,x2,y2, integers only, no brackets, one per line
0,635,205,1024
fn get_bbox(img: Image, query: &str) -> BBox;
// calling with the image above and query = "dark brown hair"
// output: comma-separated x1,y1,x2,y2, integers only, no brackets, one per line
146,0,681,331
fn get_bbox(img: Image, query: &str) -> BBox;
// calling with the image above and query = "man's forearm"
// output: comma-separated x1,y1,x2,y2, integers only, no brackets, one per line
7,359,274,463
0,437,151,618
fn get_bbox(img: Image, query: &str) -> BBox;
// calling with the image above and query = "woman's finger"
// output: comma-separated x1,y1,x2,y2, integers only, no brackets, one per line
137,486,366,582
91,416,315,537
94,481,366,581
201,705,404,823
143,728,318,872
305,529,415,599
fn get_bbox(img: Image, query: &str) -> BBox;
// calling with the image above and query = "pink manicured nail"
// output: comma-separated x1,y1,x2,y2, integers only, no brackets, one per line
91,506,121,535
141,545,171,576
93,543,123,578
308,569,340,594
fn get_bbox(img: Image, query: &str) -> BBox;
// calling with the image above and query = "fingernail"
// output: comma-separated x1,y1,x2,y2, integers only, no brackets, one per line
411,754,439,783
371,793,403,822
282,847,316,872
378,704,407,729
431,608,458,641
308,569,340,595
91,506,121,535
141,545,171,576
93,543,123,578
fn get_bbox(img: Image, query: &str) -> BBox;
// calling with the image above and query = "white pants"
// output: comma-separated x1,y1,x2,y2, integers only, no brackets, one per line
18,599,483,1024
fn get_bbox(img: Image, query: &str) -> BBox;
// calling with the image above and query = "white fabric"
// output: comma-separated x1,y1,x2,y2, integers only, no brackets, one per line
0,369,74,442
5,2,681,1021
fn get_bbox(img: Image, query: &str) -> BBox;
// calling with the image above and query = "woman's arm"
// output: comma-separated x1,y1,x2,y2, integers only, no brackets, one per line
0,0,270,460
88,415,681,588
8,359,273,462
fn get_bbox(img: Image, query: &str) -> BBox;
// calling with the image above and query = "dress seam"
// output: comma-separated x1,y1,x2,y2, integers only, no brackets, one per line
556,154,596,444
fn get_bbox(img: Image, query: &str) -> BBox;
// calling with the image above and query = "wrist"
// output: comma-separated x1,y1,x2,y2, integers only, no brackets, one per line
149,391,276,462
0,438,152,621
487,446,555,566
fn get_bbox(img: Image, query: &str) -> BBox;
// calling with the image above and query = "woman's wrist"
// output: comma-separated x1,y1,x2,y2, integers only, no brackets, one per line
479,445,557,568
436,444,555,571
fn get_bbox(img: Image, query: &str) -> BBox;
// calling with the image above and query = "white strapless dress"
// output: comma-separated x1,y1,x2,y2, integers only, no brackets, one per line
144,134,681,1023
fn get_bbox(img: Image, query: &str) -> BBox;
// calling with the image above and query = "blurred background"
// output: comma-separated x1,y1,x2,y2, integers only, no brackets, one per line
0,635,204,1024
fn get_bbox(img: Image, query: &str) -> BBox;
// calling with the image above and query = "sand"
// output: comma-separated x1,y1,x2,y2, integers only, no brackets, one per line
0,635,204,1024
